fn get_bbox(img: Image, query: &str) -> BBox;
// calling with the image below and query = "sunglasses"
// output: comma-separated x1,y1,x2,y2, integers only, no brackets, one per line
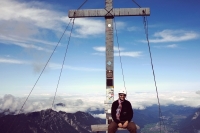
119,94,126,97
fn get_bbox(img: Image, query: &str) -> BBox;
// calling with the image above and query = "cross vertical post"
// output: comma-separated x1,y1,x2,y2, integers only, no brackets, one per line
105,0,114,125
68,0,150,127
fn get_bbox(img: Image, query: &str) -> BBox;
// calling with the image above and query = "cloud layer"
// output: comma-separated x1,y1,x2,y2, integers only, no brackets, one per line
1,91,200,118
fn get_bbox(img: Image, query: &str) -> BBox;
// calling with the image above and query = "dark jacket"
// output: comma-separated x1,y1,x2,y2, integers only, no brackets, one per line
111,99,133,124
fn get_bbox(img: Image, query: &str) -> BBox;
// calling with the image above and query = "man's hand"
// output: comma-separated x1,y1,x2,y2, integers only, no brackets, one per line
118,123,123,128
122,121,128,128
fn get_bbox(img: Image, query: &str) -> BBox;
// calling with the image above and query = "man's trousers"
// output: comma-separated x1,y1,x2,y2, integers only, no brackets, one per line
108,121,137,133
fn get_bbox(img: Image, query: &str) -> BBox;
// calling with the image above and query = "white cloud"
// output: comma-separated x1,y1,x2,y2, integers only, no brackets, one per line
1,91,200,116
0,94,52,113
0,35,54,52
153,44,178,49
0,0,66,51
166,44,178,48
93,46,106,52
0,57,48,73
148,30,198,43
0,0,66,31
0,58,27,64
93,113,106,119
93,46,124,52
93,46,142,57
114,21,126,30
127,26,139,31
0,57,103,72
129,91,200,109
49,63,104,72
92,53,105,56
0,0,119,51
73,18,104,38
71,18,126,38
65,65,104,72
114,51,142,58
113,46,125,51
0,94,105,114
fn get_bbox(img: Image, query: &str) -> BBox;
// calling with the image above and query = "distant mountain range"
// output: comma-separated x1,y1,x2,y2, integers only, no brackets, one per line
134,105,200,133
0,105,200,133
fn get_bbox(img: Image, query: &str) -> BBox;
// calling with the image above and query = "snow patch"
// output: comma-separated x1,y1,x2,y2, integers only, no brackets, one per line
192,111,200,120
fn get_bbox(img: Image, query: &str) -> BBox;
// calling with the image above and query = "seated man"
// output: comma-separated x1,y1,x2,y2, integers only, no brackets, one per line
108,89,137,133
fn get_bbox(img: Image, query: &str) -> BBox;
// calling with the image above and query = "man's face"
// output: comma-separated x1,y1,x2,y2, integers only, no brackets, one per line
119,93,126,101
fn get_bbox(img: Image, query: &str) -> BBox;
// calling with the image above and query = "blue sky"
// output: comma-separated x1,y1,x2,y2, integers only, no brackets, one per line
0,0,200,112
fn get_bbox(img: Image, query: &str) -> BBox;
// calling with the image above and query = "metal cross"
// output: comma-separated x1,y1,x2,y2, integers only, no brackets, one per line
68,0,150,125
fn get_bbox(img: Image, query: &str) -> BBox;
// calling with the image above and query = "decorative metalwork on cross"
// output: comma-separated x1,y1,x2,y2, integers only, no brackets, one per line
68,0,150,125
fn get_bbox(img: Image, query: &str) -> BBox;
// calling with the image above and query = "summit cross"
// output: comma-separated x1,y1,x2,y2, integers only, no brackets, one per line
68,0,150,124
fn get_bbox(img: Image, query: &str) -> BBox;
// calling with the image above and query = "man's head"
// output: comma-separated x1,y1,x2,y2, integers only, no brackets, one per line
118,89,126,101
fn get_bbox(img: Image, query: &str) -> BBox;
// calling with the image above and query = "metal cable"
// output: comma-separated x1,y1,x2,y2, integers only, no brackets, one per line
131,0,166,132
113,18,127,92
7,0,89,132
131,0,141,8
6,19,72,133
51,0,88,108
143,14,166,133
20,19,72,114
52,18,75,108
77,0,88,10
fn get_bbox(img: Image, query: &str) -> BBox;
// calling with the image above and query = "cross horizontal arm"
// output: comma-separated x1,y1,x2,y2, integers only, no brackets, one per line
68,8,150,18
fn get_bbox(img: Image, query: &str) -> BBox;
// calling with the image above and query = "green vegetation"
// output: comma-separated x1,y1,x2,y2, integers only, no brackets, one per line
140,123,179,133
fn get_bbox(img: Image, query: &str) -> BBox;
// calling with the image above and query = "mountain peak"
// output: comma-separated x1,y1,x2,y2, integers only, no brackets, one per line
0,109,104,133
